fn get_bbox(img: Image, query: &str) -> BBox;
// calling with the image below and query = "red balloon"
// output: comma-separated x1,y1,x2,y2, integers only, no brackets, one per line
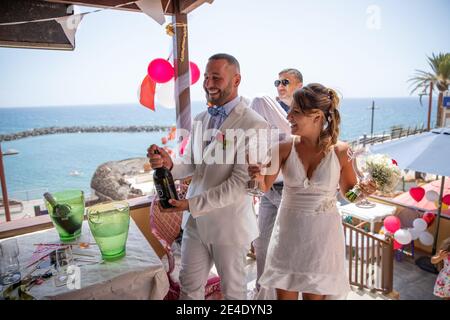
383,215,401,233
190,61,200,85
443,194,450,206
393,240,403,250
409,187,425,202
147,58,174,83
422,212,435,226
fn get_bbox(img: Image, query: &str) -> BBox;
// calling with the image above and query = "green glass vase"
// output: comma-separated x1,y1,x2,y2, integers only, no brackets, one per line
87,201,130,261
44,190,85,242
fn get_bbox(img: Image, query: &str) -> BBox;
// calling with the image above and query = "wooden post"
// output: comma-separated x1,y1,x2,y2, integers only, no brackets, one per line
381,237,394,294
172,0,192,137
0,143,11,222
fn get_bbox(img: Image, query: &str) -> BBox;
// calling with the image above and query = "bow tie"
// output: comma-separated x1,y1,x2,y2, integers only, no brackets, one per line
208,106,227,117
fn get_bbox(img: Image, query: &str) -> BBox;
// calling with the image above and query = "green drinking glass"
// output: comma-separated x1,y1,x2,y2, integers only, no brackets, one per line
87,201,130,261
44,190,85,242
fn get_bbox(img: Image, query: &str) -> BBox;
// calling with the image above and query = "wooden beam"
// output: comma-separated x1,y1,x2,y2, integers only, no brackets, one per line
0,215,54,239
44,0,174,14
0,0,75,50
44,0,213,15
179,0,213,14
0,144,11,222
44,0,139,11
172,0,191,134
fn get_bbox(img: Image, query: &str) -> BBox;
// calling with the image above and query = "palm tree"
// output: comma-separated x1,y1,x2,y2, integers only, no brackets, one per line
409,52,450,128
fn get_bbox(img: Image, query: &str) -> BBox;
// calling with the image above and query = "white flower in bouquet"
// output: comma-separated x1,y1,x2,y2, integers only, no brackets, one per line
364,154,402,193
345,153,401,202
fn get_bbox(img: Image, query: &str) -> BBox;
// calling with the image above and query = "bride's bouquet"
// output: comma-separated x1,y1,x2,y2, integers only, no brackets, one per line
345,151,402,202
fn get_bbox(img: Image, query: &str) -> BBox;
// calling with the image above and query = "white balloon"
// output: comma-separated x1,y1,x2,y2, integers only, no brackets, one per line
408,228,420,240
413,218,427,232
419,231,434,246
394,229,412,245
155,80,175,109
425,190,439,202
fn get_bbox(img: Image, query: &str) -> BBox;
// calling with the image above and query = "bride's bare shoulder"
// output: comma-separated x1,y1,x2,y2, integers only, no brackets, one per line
278,139,294,159
334,141,352,163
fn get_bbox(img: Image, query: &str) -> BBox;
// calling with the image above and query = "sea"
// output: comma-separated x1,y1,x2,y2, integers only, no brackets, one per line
0,98,437,200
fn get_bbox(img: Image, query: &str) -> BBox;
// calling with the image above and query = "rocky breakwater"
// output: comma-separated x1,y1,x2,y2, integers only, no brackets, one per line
0,125,172,142
90,157,151,202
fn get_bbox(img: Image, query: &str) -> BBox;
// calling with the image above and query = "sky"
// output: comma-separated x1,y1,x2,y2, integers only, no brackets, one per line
0,0,449,108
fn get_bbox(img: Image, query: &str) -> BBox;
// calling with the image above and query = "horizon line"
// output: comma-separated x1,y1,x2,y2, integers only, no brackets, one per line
0,96,436,109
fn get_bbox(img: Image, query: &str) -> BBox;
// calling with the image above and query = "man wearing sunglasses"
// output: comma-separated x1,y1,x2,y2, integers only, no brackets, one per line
249,68,303,296
274,69,303,113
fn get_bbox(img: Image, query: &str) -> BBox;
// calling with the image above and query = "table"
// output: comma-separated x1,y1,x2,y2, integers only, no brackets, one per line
1,219,169,300
339,202,397,233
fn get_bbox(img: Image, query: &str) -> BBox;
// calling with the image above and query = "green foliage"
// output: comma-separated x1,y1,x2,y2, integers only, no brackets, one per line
408,52,450,95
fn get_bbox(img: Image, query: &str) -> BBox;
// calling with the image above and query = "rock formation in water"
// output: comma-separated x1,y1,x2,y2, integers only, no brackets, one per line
90,157,149,202
0,125,171,142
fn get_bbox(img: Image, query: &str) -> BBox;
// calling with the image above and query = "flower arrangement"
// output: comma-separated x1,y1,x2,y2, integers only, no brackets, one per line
345,153,402,202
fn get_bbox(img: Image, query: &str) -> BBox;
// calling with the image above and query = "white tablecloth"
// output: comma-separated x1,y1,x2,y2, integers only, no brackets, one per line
339,202,397,232
7,219,169,300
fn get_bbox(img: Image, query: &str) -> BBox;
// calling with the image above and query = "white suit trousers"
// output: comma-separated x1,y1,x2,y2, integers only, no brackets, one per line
179,217,249,300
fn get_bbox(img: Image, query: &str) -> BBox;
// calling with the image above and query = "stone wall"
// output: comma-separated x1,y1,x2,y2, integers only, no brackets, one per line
0,125,171,142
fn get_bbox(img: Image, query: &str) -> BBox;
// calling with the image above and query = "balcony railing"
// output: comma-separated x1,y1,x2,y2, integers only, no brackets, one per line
347,124,431,148
343,221,394,294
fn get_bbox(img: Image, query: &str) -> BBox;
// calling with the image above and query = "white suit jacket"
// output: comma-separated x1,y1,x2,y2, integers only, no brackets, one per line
249,96,291,138
171,97,269,245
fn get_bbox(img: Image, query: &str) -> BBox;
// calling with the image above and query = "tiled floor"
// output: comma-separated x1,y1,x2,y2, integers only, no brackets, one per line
170,241,440,300
392,251,440,300
244,251,440,300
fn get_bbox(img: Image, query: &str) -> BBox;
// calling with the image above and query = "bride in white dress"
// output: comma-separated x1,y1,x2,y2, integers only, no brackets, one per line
248,83,375,300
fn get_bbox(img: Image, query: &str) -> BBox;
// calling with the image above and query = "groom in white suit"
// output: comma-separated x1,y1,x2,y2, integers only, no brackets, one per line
148,53,269,299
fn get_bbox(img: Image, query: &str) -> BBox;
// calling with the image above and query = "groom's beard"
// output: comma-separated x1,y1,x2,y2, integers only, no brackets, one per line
205,82,233,106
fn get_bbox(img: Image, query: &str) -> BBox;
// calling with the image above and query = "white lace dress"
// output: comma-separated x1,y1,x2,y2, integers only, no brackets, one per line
258,139,350,297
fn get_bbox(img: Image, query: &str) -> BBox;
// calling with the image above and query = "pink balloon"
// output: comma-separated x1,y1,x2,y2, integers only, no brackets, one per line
383,215,401,233
443,194,450,206
147,58,174,84
393,240,403,250
190,61,200,85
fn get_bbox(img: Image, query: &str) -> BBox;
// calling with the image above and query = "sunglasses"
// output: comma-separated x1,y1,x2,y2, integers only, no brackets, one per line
274,79,290,87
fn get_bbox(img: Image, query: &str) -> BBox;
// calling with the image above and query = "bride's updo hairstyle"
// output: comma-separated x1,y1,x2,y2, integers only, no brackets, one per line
292,83,341,153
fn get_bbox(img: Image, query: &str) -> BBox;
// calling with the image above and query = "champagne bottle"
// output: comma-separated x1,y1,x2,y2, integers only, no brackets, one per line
153,150,179,209
43,192,79,234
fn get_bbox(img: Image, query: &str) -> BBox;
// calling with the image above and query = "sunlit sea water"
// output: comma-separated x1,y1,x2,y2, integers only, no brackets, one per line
0,98,436,199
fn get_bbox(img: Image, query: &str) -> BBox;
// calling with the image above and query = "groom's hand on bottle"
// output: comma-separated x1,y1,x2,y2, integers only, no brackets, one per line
147,144,173,170
159,199,189,213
